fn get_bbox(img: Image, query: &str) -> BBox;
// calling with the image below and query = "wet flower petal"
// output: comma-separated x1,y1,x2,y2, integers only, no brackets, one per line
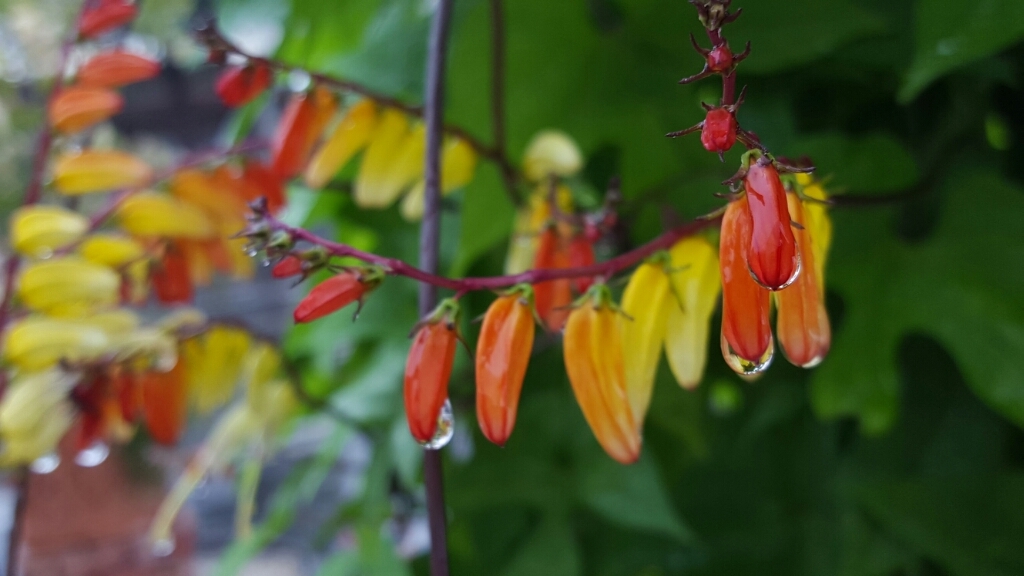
476,290,535,446
720,197,773,374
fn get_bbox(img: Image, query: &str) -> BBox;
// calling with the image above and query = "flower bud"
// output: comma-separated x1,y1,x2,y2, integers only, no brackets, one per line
78,233,146,267
523,130,583,182
532,226,573,332
292,268,383,323
776,188,831,368
10,204,89,258
400,137,479,221
140,359,188,445
305,99,378,189
664,237,720,389
49,86,124,133
116,192,215,239
184,326,251,414
79,0,137,39
215,63,273,107
0,370,76,465
272,86,338,179
476,289,536,446
18,256,120,316
621,259,671,428
743,155,800,290
77,50,161,88
700,107,737,154
563,285,640,464
405,301,460,444
355,114,424,208
53,150,152,195
2,316,110,371
720,197,773,374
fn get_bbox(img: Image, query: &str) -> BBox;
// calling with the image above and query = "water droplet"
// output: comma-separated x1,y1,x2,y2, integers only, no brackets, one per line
749,251,801,291
151,537,176,557
74,441,109,467
36,247,54,260
721,332,774,375
244,245,259,257
260,258,272,267
287,70,312,92
418,399,454,450
30,452,60,474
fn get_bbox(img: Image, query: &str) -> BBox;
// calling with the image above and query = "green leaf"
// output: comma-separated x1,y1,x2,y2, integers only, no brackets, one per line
502,515,582,576
728,0,887,74
451,164,515,276
855,475,1024,576
577,451,694,543
787,133,919,194
900,0,1024,102
315,550,360,576
812,168,1024,433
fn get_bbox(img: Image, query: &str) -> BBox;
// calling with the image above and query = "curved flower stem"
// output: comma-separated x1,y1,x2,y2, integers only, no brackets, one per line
266,210,721,292
420,0,455,574
194,19,524,208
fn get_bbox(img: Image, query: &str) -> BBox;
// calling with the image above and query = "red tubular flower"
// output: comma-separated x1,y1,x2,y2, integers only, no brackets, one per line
743,155,800,290
271,86,338,179
292,268,382,323
214,63,273,108
567,233,596,293
701,107,738,154
71,373,107,451
532,226,573,332
140,360,188,446
113,369,140,423
77,50,160,88
776,192,831,367
48,87,124,134
405,301,460,444
476,289,536,446
719,196,774,374
272,256,304,279
79,0,137,39
152,243,193,304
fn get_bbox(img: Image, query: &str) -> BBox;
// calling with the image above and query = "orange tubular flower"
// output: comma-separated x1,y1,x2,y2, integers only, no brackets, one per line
720,196,774,375
140,359,188,446
79,0,137,39
48,87,123,134
563,285,640,464
241,161,287,214
271,86,338,179
404,301,460,444
292,268,383,323
475,288,536,446
776,190,831,368
77,51,160,88
744,154,800,291
152,244,193,304
215,63,273,108
532,226,573,332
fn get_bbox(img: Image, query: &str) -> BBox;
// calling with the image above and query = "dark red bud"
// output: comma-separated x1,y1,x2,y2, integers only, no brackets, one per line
707,44,734,73
700,107,738,154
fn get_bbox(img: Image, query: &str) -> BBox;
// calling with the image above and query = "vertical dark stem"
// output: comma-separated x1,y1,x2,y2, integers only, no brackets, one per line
6,469,29,576
487,0,521,206
419,1,454,575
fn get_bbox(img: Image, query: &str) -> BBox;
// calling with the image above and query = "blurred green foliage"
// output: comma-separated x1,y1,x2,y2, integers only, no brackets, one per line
218,0,1024,574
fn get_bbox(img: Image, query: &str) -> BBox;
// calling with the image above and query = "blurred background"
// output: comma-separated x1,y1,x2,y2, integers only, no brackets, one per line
0,0,1023,575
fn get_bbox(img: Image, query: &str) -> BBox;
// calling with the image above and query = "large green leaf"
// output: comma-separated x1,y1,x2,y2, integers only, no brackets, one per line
900,0,1024,102
812,167,1024,433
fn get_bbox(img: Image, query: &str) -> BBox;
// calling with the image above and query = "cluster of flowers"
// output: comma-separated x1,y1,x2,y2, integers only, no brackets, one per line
256,130,832,464
214,63,479,220
0,0,295,474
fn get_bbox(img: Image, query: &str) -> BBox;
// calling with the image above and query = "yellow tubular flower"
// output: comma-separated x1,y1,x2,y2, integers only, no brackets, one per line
305,99,378,189
664,237,721,389
399,137,479,221
0,370,76,465
620,259,672,428
170,169,247,227
796,174,832,286
155,307,209,334
85,309,141,336
186,326,252,414
10,205,89,258
3,316,110,371
17,256,120,316
116,192,215,239
353,109,412,208
504,184,573,274
522,130,583,182
111,328,178,371
78,233,147,267
563,285,641,464
52,150,153,195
